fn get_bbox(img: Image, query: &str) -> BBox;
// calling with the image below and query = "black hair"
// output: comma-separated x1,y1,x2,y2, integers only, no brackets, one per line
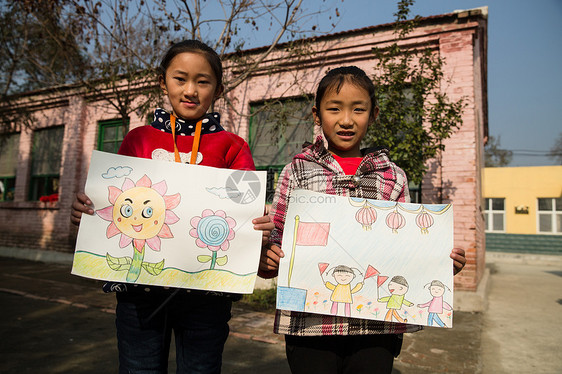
159,40,223,92
430,280,446,289
425,280,450,292
333,265,354,274
315,66,378,122
390,275,409,288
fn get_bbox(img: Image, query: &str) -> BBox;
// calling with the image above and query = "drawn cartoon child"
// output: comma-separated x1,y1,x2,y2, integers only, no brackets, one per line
377,275,413,323
322,265,364,317
417,280,452,327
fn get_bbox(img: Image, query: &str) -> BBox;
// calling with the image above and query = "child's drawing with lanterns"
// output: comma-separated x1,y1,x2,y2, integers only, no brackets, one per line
276,189,455,328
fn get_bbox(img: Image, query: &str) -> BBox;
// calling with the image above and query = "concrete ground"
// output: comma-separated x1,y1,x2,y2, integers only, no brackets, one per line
480,253,562,374
0,251,561,373
0,257,289,374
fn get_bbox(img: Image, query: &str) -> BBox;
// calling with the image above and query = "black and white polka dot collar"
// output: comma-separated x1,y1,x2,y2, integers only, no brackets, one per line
151,109,224,136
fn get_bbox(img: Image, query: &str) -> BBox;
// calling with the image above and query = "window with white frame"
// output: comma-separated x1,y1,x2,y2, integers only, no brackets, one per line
537,198,562,234
484,198,505,232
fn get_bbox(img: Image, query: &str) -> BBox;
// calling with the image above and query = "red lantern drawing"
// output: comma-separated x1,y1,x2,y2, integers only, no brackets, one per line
416,210,434,234
355,205,377,230
386,209,405,234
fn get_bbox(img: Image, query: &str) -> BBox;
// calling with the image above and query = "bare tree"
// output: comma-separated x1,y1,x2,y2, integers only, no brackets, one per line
1,0,339,132
70,0,169,127
143,0,339,105
485,135,512,167
0,0,85,133
548,132,562,165
1,0,84,95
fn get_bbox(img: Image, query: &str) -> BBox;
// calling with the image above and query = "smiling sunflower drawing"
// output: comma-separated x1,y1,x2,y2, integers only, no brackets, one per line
96,175,180,282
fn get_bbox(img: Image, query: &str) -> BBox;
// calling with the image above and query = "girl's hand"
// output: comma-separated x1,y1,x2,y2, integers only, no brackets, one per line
450,247,466,275
70,192,94,226
258,244,284,279
252,213,274,248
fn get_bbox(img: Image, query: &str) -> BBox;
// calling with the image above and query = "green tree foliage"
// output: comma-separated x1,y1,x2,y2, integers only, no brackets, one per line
363,0,465,185
484,135,512,167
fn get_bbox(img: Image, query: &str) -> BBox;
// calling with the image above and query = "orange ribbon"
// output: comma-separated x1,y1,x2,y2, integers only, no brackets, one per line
170,115,203,165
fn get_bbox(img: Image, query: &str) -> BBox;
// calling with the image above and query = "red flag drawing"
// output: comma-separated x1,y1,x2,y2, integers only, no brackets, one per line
295,222,330,246
364,265,379,279
318,262,329,275
377,275,389,288
288,216,331,287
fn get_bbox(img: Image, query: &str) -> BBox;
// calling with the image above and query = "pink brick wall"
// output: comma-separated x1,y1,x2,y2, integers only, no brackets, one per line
0,11,487,292
420,15,488,291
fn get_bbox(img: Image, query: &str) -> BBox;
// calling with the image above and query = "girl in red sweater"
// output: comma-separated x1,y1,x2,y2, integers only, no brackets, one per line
71,40,272,374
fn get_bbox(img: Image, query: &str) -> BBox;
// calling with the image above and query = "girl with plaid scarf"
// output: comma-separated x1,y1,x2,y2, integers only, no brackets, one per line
259,66,466,374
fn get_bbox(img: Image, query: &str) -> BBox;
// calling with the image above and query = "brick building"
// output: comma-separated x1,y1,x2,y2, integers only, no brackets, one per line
0,8,488,297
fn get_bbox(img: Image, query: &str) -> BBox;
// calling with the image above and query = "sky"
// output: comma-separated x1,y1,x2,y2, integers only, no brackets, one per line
237,0,562,167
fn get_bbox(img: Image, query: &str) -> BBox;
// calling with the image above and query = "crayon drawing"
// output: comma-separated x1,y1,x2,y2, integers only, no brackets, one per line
72,150,266,294
277,189,454,328
189,209,236,270
96,174,180,282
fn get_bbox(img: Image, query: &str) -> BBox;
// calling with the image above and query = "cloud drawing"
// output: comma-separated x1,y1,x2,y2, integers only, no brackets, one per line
102,166,133,179
206,187,242,199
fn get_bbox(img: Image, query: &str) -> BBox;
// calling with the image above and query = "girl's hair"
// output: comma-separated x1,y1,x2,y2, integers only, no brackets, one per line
315,66,378,121
430,280,446,289
329,265,359,281
333,265,354,274
425,279,450,292
159,40,223,90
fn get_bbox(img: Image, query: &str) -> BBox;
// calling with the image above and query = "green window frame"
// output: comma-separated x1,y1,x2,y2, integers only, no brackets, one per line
97,119,129,154
0,133,20,201
249,98,314,202
408,182,421,204
29,126,64,201
256,165,285,203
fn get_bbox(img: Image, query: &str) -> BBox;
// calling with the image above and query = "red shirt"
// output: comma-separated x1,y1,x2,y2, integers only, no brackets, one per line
332,154,363,175
118,123,255,171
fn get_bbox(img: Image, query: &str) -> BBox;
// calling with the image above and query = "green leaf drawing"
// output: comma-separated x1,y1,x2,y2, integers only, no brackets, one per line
141,259,165,276
197,255,212,263
216,255,228,266
106,253,132,271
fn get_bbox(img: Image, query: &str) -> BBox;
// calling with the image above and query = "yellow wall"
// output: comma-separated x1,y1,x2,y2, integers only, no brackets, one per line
483,166,562,234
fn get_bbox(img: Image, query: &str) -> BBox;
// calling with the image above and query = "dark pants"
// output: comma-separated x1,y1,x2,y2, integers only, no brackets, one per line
285,333,403,374
115,289,232,374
